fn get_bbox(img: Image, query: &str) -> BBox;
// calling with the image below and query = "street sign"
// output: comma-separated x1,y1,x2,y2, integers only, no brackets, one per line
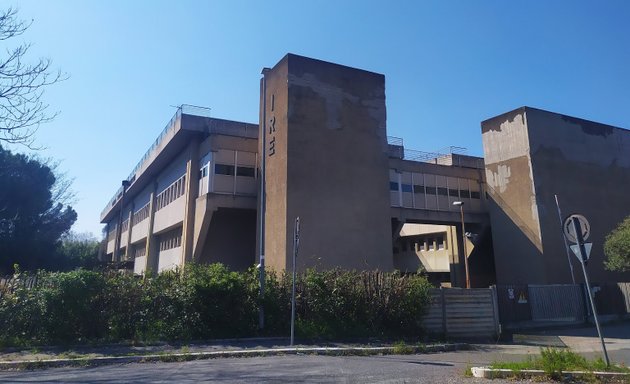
563,214,590,243
570,243,592,262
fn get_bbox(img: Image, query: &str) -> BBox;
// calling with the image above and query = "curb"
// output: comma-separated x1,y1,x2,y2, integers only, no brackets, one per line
471,366,630,380
0,343,469,370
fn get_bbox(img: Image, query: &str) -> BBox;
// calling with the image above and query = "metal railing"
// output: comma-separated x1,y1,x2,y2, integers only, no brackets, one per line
103,105,212,217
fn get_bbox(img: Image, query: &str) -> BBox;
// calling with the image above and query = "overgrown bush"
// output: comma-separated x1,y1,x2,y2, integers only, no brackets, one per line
0,265,432,346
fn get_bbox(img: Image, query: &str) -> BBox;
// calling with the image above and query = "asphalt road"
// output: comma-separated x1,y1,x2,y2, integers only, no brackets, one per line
0,351,550,384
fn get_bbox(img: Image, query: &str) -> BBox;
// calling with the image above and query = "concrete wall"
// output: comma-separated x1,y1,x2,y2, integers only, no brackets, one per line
482,108,545,284
526,108,630,284
262,54,393,272
482,107,630,284
198,208,257,271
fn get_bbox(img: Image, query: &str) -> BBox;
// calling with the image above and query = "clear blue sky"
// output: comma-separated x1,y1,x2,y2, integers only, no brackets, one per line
8,0,630,236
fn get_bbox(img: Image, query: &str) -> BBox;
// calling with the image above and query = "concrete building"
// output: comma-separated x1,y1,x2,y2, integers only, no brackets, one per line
482,107,630,285
101,54,630,286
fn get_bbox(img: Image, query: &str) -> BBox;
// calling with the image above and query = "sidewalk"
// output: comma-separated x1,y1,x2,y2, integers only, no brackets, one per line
1,321,628,370
0,338,468,370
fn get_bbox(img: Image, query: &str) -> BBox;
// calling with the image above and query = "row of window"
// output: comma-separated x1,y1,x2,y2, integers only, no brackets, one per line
390,182,481,199
159,227,183,252
132,203,150,226
134,244,147,258
401,236,446,252
156,175,186,211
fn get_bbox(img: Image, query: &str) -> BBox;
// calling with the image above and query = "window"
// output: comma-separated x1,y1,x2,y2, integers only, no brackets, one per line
132,203,150,225
471,191,481,199
448,188,459,198
425,186,436,195
236,166,255,177
389,182,399,191
413,184,424,194
437,187,448,196
401,184,412,193
215,164,234,176
155,174,186,212
437,236,445,250
460,190,471,198
199,166,209,179
159,227,183,251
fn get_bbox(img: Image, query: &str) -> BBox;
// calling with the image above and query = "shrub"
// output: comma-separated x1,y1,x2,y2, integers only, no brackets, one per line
0,265,432,346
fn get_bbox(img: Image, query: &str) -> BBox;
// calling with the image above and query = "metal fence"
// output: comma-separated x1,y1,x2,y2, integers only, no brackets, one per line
423,287,500,339
496,283,630,329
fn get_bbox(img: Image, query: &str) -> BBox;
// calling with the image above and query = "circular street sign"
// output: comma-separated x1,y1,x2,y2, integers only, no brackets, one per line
563,214,590,243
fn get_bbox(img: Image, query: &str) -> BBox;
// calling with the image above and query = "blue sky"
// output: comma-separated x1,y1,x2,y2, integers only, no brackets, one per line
7,0,630,236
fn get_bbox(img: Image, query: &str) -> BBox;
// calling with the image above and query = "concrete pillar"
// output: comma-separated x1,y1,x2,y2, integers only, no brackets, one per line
124,206,133,259
181,140,200,268
144,186,158,276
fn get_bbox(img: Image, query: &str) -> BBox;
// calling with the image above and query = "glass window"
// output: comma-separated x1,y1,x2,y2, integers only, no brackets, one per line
460,190,471,198
437,187,448,196
413,184,424,194
389,182,399,191
215,164,235,176
401,184,412,193
425,186,437,195
471,191,481,199
448,188,459,197
236,166,256,177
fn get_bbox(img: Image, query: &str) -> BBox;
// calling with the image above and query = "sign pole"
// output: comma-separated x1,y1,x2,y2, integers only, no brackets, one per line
555,195,576,284
572,217,609,367
290,217,300,346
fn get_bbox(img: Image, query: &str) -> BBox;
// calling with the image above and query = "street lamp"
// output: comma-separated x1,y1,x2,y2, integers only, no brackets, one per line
452,201,470,288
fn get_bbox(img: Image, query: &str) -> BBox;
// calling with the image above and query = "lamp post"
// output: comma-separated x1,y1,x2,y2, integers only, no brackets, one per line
452,201,470,288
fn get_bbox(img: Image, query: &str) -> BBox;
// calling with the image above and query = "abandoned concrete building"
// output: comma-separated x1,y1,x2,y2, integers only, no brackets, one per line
100,54,630,287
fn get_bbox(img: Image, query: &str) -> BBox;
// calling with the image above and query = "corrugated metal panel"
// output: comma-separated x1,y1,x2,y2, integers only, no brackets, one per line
423,287,499,339
528,284,585,321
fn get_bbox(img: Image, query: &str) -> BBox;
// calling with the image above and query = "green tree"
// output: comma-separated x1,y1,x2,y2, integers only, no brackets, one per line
0,145,76,273
604,215,630,272
56,232,102,270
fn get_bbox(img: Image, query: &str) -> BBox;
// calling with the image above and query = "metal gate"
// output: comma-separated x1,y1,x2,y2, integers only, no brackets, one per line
528,284,585,322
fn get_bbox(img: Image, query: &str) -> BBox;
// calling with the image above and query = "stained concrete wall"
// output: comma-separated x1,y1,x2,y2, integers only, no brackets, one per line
526,108,630,284
482,107,630,284
262,54,393,272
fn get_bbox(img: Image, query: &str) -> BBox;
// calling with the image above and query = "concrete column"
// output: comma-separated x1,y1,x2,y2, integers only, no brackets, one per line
181,140,200,268
144,186,158,276
124,206,133,259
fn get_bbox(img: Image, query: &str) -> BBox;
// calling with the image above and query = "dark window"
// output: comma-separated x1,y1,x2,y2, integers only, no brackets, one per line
389,182,399,191
471,191,481,199
460,190,471,198
236,166,255,177
215,164,234,176
413,184,424,194
425,186,437,195
437,187,448,196
448,188,459,197
401,184,413,193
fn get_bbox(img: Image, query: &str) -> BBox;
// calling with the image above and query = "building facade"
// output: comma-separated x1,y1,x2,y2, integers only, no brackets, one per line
101,54,630,286
482,107,630,285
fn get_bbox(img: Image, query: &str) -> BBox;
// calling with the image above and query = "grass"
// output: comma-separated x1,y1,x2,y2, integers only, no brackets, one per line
490,348,630,376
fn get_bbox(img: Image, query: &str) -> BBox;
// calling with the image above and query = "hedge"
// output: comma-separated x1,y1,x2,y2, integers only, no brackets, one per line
0,264,432,346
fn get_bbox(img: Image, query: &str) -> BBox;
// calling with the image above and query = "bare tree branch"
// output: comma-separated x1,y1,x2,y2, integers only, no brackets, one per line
0,7,66,148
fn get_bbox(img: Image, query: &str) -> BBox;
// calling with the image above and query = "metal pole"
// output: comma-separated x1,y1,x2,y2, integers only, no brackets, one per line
460,205,470,288
555,195,576,284
290,217,300,346
258,69,269,330
572,217,609,367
